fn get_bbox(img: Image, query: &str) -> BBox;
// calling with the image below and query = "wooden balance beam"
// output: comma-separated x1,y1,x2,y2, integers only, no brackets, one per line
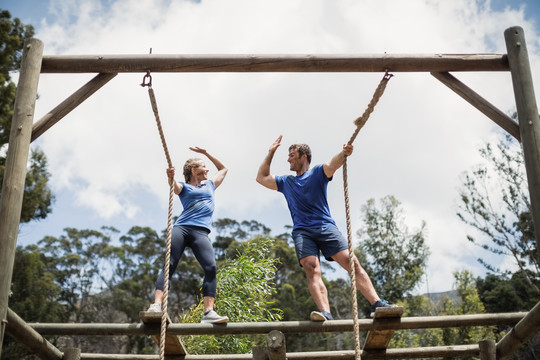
363,306,404,351
140,311,187,356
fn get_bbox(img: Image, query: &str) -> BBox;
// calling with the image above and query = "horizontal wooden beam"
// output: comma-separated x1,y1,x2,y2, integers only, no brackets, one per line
29,312,525,336
40,53,509,73
76,344,479,359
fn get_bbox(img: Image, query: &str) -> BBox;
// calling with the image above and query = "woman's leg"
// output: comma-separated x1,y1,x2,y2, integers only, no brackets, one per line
153,226,188,304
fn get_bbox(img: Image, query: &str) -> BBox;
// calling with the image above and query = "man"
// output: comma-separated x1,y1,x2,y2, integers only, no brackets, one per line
256,135,393,320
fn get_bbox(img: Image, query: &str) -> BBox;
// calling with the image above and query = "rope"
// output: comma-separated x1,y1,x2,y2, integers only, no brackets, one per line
142,73,174,360
343,71,392,360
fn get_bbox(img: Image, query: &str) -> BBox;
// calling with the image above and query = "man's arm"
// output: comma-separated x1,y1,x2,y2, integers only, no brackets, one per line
256,135,282,190
323,143,353,178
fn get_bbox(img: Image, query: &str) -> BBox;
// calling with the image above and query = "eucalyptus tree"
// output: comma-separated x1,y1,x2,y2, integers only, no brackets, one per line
357,195,430,313
457,132,539,294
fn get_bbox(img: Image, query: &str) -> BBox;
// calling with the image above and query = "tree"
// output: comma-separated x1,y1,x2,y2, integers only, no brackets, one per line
389,270,494,358
37,227,119,323
356,195,430,311
212,218,271,260
178,235,282,355
476,272,539,313
2,246,66,360
457,133,539,294
0,9,54,223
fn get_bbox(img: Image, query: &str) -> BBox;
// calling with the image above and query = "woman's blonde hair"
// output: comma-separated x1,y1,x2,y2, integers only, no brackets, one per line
183,158,204,182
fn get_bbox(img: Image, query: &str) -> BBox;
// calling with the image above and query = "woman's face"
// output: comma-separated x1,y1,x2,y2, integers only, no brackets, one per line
192,162,209,181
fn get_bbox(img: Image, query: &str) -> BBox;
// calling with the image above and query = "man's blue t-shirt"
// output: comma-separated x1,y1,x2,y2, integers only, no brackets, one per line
174,180,215,231
275,164,336,230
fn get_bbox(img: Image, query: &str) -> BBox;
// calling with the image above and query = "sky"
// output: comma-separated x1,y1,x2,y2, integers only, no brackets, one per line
3,0,540,296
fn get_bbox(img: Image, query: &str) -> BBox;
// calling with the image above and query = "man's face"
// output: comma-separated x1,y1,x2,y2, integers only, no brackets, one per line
288,149,303,172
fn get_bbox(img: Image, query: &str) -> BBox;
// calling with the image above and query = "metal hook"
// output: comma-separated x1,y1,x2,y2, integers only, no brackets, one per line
141,70,152,87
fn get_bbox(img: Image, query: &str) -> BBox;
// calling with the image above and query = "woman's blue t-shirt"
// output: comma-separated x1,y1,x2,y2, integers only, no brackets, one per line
174,180,215,231
275,164,336,230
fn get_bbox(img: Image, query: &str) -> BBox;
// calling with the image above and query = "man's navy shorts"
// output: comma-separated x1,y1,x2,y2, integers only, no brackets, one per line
291,224,349,264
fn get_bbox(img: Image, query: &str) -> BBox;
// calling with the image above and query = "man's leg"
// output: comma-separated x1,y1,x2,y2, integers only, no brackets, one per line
300,255,330,312
332,249,379,304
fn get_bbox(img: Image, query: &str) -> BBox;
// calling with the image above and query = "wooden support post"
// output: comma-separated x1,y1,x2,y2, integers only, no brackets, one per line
504,26,540,264
63,348,82,360
31,72,117,142
0,38,43,356
497,301,540,360
267,330,286,360
4,308,63,360
431,71,520,141
479,339,496,360
252,346,268,360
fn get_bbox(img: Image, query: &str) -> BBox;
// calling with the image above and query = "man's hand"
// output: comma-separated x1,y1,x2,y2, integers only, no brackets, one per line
343,144,353,157
269,135,283,153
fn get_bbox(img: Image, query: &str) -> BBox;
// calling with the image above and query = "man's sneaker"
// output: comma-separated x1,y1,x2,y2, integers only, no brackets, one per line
147,303,162,312
310,310,334,321
201,310,229,324
370,299,396,317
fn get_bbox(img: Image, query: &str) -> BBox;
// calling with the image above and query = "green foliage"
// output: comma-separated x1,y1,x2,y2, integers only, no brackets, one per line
3,246,66,360
212,218,271,260
457,133,539,293
390,270,494,356
442,271,495,354
37,227,118,322
20,149,54,222
36,226,164,353
178,235,282,354
357,195,430,310
10,246,65,321
113,226,166,320
0,9,54,223
477,271,539,313
0,9,35,145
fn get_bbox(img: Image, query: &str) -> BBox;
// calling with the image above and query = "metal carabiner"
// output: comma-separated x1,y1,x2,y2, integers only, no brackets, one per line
141,70,152,87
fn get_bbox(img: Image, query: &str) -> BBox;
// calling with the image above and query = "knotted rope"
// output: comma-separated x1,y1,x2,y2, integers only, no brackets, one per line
343,71,392,360
141,72,174,360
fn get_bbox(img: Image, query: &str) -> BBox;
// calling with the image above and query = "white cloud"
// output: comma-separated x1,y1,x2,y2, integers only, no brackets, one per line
24,0,540,293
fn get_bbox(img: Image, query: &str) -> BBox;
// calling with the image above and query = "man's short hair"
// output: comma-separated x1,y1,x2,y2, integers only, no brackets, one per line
289,144,312,164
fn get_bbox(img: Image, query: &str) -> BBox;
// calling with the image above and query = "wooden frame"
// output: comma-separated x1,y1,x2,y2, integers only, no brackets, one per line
1,26,539,359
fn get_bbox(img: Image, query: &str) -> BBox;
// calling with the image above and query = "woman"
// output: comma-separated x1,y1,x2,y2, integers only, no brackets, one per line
147,146,229,324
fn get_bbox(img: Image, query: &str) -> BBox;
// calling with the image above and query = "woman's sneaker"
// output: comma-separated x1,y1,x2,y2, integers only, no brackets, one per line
147,303,162,312
370,299,396,317
201,310,229,324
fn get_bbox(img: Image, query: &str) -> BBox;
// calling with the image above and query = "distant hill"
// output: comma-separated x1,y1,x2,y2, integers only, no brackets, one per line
424,290,459,304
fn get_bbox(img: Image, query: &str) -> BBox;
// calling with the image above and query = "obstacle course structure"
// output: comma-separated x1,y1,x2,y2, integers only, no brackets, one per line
1,26,539,359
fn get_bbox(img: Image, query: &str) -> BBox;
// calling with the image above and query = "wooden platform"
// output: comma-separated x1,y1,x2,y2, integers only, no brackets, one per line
140,311,187,356
363,306,404,351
